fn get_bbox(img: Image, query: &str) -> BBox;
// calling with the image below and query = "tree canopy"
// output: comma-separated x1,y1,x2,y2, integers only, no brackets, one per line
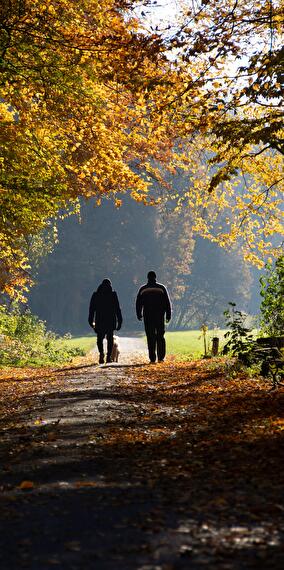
0,0,180,297
1,0,283,299
159,0,284,264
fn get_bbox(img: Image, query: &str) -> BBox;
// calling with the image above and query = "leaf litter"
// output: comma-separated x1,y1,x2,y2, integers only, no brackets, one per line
0,355,283,569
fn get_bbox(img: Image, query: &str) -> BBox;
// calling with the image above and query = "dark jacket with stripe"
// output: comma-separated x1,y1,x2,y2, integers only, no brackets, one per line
136,282,172,322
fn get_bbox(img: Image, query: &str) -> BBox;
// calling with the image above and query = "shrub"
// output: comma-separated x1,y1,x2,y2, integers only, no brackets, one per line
222,303,255,366
260,256,284,336
0,304,84,366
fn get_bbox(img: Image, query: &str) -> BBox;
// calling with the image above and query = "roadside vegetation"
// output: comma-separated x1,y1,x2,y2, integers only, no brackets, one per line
0,304,84,367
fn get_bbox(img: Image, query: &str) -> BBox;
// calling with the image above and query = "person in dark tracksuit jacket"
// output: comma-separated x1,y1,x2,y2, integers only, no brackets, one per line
88,278,122,364
136,271,171,363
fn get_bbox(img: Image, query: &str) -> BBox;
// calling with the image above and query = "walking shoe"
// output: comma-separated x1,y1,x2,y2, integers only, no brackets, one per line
158,359,164,363
99,354,104,364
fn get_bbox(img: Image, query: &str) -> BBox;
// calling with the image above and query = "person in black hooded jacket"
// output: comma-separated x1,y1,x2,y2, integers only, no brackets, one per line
88,279,122,364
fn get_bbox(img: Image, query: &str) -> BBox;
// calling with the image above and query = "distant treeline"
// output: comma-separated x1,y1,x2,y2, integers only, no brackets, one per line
28,199,260,335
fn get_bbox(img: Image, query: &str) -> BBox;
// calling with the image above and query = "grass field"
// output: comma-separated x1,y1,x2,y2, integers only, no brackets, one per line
62,330,228,359
165,330,227,358
61,335,97,353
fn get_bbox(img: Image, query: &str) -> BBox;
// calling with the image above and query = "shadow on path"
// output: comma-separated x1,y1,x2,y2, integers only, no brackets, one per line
0,362,283,570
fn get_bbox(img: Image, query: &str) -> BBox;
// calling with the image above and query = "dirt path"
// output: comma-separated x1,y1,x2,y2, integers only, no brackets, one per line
90,335,147,364
115,336,147,360
0,345,283,569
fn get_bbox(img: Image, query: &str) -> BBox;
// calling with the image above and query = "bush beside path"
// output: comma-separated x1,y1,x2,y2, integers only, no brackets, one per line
0,346,283,569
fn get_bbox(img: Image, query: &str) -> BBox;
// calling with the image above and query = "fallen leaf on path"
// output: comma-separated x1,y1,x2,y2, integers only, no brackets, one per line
75,481,98,488
18,480,34,490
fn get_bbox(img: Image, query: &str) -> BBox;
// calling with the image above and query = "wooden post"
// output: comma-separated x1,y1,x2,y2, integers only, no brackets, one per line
212,337,219,356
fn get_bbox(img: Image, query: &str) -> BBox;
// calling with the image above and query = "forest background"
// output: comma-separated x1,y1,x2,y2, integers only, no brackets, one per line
28,197,259,334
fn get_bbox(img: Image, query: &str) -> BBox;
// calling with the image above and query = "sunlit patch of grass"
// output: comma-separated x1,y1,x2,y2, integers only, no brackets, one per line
59,335,96,354
165,330,228,359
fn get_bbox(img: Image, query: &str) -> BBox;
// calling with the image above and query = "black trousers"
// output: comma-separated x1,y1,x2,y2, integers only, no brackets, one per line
144,316,166,362
97,330,114,358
